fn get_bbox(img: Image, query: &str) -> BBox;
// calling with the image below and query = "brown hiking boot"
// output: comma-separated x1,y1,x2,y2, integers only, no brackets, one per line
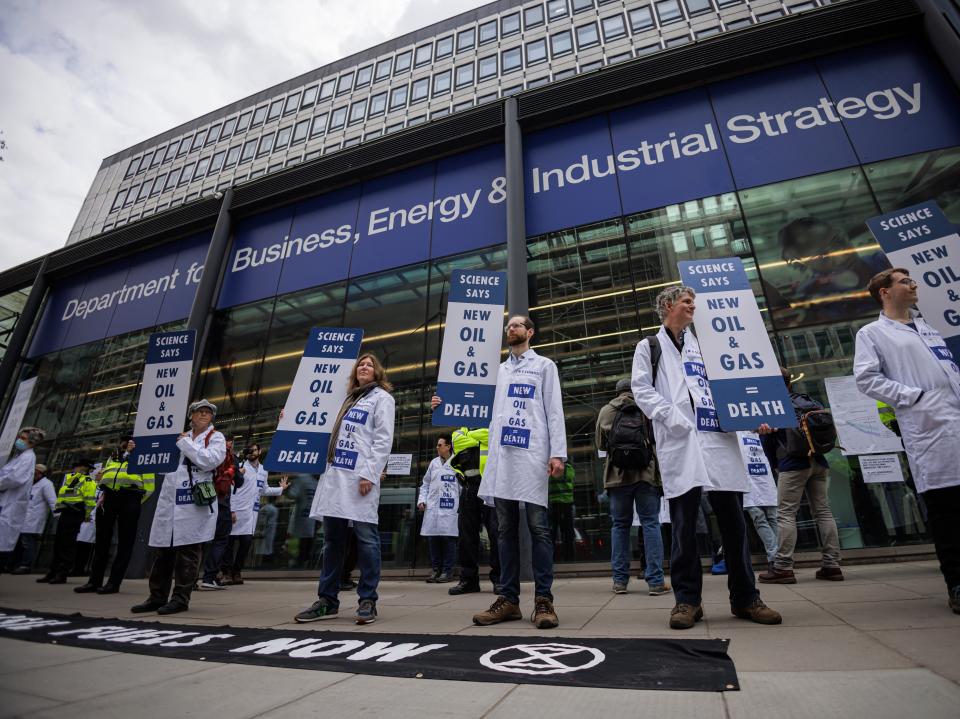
531,596,559,629
732,598,782,625
815,567,843,581
473,596,522,626
758,566,797,584
669,603,703,629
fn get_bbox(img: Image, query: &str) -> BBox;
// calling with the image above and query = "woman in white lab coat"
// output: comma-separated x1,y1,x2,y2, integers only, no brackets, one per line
418,435,459,583
132,399,226,616
296,354,395,626
632,286,780,630
0,427,44,568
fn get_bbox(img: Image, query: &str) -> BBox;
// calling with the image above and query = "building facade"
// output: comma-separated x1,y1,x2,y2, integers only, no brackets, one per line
1,0,959,575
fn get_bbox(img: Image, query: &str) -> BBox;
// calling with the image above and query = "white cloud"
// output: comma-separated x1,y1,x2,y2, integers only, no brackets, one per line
0,0,488,275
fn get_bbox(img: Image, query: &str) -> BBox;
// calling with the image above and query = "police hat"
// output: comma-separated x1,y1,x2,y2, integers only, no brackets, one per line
188,399,218,416
615,378,632,394
74,458,96,470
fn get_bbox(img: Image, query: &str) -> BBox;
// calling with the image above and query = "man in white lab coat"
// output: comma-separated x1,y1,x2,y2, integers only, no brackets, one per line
418,434,459,583
473,315,567,630
0,427,44,571
854,268,960,614
12,464,54,573
131,399,226,616
632,287,782,630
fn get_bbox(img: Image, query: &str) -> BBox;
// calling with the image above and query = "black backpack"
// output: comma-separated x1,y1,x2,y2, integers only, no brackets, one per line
608,401,655,470
779,392,838,458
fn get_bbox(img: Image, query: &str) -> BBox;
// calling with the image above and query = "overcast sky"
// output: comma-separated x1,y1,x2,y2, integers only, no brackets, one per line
0,0,489,274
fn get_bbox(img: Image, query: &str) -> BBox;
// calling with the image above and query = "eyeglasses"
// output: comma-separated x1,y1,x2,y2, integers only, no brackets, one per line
504,322,529,332
894,277,918,287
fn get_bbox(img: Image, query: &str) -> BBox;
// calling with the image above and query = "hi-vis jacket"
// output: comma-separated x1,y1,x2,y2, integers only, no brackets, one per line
77,487,101,544
418,456,459,537
231,461,283,536
57,472,98,520
23,476,56,534
479,349,567,509
310,386,395,525
854,311,960,494
0,447,37,551
149,427,227,547
98,456,155,501
632,326,750,500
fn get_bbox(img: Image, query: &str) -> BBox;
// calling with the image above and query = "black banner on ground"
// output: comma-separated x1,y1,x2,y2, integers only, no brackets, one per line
0,608,738,692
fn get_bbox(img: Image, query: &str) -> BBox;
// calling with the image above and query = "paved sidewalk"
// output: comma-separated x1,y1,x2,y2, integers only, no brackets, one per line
1,559,958,718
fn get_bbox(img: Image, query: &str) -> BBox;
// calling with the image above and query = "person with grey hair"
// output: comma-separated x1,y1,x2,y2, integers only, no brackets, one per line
132,399,226,615
632,286,781,630
11,464,54,574
0,426,44,571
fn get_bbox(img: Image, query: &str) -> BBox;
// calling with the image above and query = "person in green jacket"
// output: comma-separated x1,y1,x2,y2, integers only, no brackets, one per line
548,462,576,562
40,459,97,584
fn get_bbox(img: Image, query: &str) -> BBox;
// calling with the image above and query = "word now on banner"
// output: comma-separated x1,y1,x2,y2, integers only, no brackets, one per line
130,330,196,473
265,327,363,474
433,270,507,428
866,200,960,362
679,257,796,431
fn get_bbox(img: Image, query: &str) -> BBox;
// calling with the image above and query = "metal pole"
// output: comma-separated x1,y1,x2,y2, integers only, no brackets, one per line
0,256,50,413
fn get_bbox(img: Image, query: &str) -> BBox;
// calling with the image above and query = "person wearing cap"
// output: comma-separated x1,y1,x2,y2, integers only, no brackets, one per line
11,464,55,574
596,379,669,596
0,426,45,571
75,435,156,595
41,459,98,584
132,399,226,615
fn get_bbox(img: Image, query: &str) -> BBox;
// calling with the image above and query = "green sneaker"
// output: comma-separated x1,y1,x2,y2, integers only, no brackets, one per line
295,598,338,623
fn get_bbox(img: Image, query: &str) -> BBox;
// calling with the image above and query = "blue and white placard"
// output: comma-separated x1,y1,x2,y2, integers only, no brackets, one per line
866,200,960,361
130,330,196,473
679,257,796,431
433,270,507,428
264,327,363,474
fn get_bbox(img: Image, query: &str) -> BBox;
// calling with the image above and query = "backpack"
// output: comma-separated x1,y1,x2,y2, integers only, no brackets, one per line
648,335,662,388
213,452,236,497
780,393,838,458
608,400,655,470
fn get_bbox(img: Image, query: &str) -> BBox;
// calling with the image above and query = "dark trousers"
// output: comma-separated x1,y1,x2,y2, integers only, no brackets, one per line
18,533,42,570
50,507,84,578
457,478,500,587
202,500,232,582
550,501,576,562
342,527,357,581
89,488,143,587
496,499,554,604
222,534,253,575
427,535,457,573
148,543,202,606
670,487,759,608
923,485,960,589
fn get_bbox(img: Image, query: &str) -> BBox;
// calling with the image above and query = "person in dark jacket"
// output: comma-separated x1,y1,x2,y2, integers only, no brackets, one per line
198,434,240,590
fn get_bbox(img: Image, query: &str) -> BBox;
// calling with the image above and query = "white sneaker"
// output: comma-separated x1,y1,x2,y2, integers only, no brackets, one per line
198,580,227,591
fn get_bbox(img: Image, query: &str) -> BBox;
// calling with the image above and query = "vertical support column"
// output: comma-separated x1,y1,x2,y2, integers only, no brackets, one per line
504,97,535,582
915,0,960,89
128,188,235,579
0,257,50,419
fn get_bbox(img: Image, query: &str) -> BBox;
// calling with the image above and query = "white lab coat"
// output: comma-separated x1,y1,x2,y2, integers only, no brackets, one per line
0,448,37,551
310,386,395,525
77,490,99,544
148,427,227,547
231,462,283,536
480,349,568,508
632,326,750,500
418,456,459,537
22,477,56,534
738,432,777,508
854,311,960,494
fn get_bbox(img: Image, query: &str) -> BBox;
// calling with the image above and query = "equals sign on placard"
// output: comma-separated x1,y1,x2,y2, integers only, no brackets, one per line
297,439,308,446
464,392,475,399
745,386,759,395
151,442,160,448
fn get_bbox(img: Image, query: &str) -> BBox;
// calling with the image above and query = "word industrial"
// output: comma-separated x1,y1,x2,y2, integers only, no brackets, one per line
530,83,922,194
61,262,205,321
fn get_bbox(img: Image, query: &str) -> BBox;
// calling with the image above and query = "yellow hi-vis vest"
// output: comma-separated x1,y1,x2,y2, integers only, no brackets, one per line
57,472,97,520
451,427,489,480
98,458,156,501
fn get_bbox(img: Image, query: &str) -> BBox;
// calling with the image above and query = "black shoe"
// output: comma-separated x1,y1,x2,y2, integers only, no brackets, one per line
96,583,120,595
436,571,454,583
157,601,189,615
426,570,440,584
47,575,67,585
131,599,166,614
449,581,481,596
36,574,54,583
74,582,100,593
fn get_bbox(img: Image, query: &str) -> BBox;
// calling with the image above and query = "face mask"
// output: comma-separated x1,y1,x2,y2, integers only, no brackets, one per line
14,438,27,451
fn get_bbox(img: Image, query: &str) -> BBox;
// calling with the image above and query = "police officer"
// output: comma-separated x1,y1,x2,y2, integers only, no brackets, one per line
42,460,97,584
75,436,155,595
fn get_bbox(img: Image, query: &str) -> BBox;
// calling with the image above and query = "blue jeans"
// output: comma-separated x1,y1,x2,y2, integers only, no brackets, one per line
609,482,665,587
746,506,779,564
318,517,380,609
427,536,457,573
495,498,554,604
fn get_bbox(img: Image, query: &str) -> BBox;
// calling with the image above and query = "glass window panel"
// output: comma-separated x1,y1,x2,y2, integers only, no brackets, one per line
630,6,655,30
697,26,720,38
415,44,432,66
665,34,690,47
149,173,167,195
726,16,752,29
301,85,319,107
284,92,301,115
136,152,153,173
365,128,382,139
374,59,392,82
525,4,545,29
411,77,430,103
191,132,207,152
236,111,252,133
311,112,328,136
656,0,683,23
432,70,452,95
337,71,355,95
527,76,550,89
457,27,475,52
479,54,498,79
224,144,241,167
257,133,274,156
502,12,521,36
111,189,127,211
329,106,348,129
479,19,498,44
164,167,182,189
193,156,211,180
150,149,165,168
291,118,310,144
355,66,372,89
123,184,138,206
554,67,576,79
502,47,522,73
551,30,573,56
572,0,594,13
124,157,138,178
394,51,412,74
240,139,257,163
526,38,548,65
685,0,713,14
320,78,336,99
136,181,151,201
455,62,475,87
436,36,453,58
601,14,627,39
267,99,284,121
866,148,960,221
576,22,600,49
389,85,408,109
548,0,569,19
209,150,226,173
177,135,193,156
453,99,474,112
368,92,387,116
432,108,450,119
251,104,268,126
349,99,367,123
275,125,292,149
343,136,360,148
162,143,178,163
220,117,237,140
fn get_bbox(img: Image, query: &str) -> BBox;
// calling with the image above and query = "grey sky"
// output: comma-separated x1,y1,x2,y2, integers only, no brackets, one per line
0,0,490,275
